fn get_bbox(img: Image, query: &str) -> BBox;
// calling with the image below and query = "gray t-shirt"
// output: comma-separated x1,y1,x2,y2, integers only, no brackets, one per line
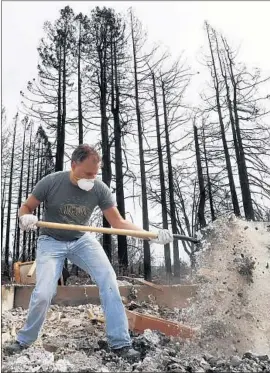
32,171,116,241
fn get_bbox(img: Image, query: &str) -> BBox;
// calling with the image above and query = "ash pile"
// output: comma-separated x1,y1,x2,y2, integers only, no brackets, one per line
2,216,270,372
2,304,270,372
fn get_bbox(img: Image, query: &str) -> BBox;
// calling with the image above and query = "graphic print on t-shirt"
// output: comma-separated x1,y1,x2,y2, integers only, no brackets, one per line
32,172,115,240
59,202,92,225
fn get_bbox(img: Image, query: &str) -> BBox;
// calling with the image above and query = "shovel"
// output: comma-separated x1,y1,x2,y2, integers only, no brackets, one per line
27,221,199,278
36,221,199,243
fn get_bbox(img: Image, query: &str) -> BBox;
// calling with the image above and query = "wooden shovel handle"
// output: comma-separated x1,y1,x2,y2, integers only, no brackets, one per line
37,221,158,239
36,221,199,243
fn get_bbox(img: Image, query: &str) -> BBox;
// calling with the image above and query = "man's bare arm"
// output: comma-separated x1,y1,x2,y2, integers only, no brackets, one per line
19,195,41,217
103,206,148,232
103,206,174,245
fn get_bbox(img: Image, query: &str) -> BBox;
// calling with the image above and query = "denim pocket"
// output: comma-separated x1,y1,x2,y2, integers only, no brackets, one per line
38,235,52,241
37,235,52,249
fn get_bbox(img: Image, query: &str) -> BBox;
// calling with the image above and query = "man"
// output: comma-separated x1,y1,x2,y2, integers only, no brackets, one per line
7,144,173,359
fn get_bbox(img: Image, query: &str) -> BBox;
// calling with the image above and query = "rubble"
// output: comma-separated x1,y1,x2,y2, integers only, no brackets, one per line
2,216,270,372
2,302,270,372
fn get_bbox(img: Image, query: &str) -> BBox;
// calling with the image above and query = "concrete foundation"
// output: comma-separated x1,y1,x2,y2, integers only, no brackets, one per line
2,284,198,311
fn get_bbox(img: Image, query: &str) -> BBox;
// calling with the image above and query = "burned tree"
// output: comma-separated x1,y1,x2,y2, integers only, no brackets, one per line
3,114,18,277
151,70,172,276
109,13,129,274
130,10,152,280
205,22,241,217
193,120,206,228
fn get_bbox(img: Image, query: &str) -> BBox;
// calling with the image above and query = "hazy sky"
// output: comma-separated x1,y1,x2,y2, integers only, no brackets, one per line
2,1,270,263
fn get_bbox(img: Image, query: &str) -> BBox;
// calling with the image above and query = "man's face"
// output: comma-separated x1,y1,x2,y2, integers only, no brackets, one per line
71,156,100,181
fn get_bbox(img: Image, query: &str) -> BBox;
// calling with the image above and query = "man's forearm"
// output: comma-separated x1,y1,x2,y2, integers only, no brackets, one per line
112,218,148,233
18,204,32,218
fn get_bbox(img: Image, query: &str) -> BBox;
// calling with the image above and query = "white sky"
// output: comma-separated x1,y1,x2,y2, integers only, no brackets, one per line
2,0,270,263
2,1,270,120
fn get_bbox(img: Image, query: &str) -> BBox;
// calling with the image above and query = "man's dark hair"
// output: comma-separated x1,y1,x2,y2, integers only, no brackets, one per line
71,144,101,164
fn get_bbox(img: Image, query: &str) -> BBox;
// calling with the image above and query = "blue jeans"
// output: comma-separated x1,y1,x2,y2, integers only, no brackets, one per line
17,233,131,349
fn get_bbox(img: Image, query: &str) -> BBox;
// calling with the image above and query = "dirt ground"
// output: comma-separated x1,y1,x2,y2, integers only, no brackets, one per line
1,216,270,372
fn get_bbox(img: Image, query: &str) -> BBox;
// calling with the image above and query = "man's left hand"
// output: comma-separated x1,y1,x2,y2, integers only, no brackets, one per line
150,229,174,245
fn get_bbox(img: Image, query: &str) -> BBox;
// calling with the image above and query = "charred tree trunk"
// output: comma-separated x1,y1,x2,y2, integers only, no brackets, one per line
111,40,128,275
214,32,252,220
193,123,206,228
161,81,180,277
233,97,254,219
31,138,42,260
100,42,112,261
37,141,44,221
191,180,197,236
28,143,36,261
78,22,83,145
202,125,215,222
15,118,28,261
22,124,33,262
73,31,82,275
152,72,172,277
215,34,241,176
59,36,67,171
131,12,151,280
55,44,62,172
222,38,255,220
206,22,241,217
1,167,8,252
4,113,18,277
13,218,18,264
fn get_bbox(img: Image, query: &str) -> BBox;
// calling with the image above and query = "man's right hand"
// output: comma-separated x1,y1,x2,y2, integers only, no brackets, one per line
19,214,38,232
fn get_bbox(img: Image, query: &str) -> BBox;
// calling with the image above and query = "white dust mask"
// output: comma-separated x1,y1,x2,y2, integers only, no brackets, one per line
77,178,95,192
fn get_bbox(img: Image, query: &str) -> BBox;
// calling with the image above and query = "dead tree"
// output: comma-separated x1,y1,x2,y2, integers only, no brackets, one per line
3,114,18,277
151,70,172,276
193,121,206,228
206,24,269,220
14,116,30,261
110,12,129,274
75,13,86,144
205,22,241,217
130,10,152,280
160,78,182,276
22,123,34,262
20,6,76,173
88,7,114,260
202,121,216,221
1,167,8,252
221,36,255,220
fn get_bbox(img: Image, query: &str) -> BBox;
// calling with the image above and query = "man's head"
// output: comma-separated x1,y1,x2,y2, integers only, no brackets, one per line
71,144,101,181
